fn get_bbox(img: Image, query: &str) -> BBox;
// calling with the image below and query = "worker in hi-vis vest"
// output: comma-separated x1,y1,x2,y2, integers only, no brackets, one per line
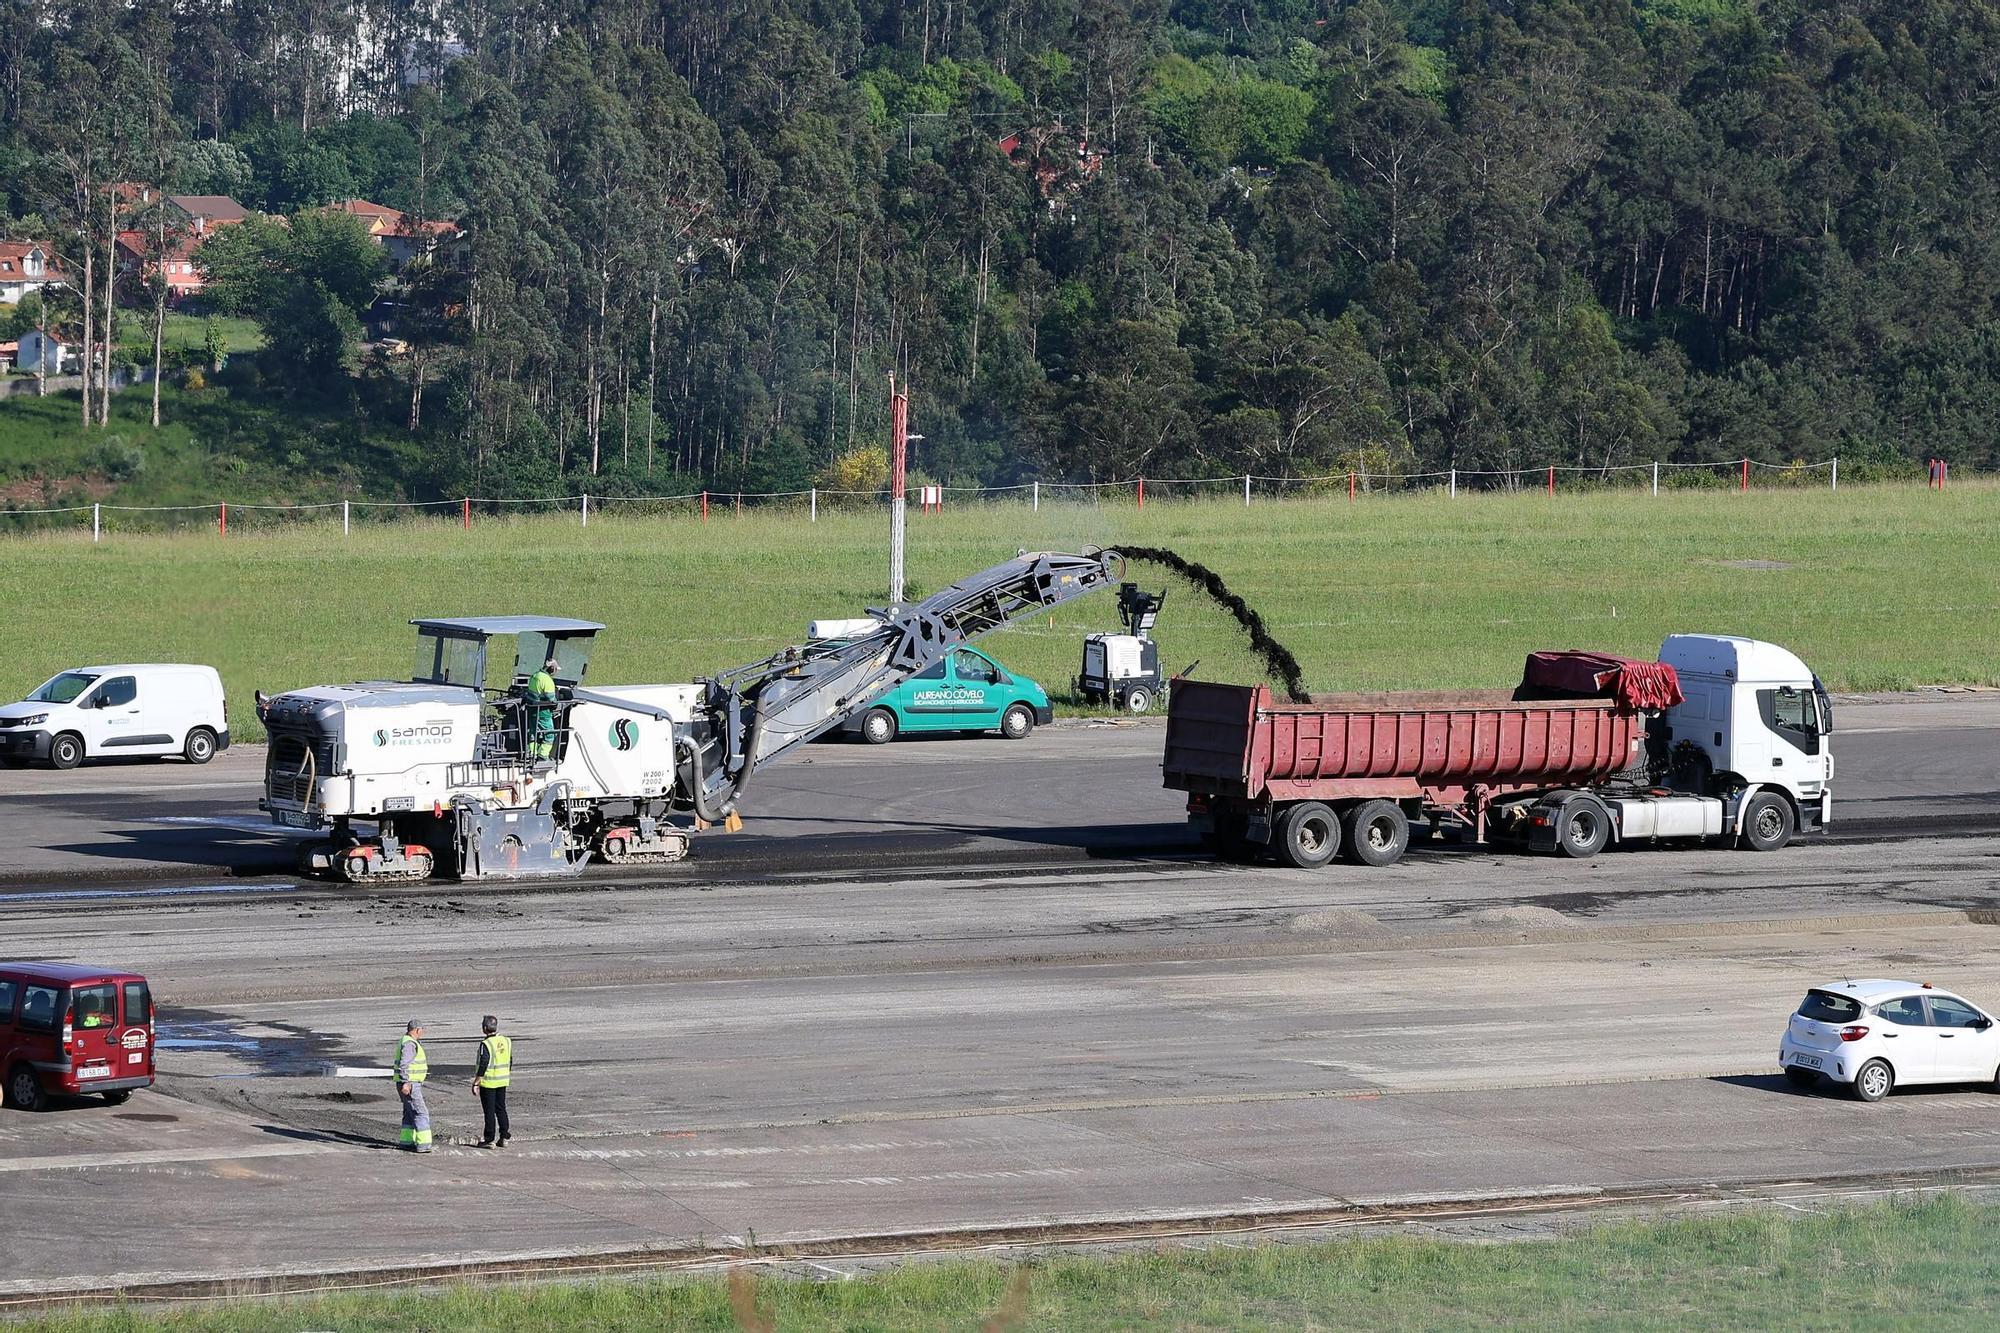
528,657,560,760
472,1013,512,1149
394,1019,432,1152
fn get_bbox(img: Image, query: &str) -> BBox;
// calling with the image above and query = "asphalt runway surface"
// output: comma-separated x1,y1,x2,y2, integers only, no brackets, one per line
4,694,2000,1297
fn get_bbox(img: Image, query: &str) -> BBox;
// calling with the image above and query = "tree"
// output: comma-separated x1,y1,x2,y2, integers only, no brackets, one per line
200,210,386,386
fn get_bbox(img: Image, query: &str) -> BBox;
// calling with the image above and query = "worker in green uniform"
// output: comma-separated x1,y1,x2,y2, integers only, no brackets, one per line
472,1014,512,1149
394,1019,431,1152
528,656,560,760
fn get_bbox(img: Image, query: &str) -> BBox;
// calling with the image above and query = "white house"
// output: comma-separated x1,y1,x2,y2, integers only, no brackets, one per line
0,241,61,305
16,329,73,374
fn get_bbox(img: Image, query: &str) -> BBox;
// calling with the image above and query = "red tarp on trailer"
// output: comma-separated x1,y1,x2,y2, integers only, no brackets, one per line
1519,651,1684,712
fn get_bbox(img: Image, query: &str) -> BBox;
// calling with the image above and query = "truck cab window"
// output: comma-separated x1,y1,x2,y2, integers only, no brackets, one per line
1758,686,1820,754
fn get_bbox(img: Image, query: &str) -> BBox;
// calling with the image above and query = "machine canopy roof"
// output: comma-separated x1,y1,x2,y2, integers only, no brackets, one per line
411,616,605,638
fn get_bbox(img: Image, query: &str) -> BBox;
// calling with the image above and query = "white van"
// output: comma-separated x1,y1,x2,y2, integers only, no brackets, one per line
0,665,229,769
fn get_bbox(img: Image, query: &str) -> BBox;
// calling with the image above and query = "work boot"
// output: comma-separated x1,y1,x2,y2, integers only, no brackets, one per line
477,1140,494,1149
497,1136,509,1148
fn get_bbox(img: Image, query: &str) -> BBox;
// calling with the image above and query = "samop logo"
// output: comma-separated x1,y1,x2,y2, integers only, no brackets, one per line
609,719,639,751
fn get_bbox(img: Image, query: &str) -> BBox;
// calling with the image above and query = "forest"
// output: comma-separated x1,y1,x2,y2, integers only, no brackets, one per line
2,0,1996,500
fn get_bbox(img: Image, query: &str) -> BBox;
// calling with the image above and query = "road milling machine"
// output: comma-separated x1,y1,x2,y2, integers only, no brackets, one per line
258,550,1120,882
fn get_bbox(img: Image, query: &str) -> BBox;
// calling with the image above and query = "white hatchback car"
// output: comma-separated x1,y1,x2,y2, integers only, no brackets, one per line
1780,979,2000,1101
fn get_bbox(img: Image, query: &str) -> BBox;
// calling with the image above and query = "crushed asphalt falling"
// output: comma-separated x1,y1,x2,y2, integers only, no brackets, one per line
1116,547,1313,703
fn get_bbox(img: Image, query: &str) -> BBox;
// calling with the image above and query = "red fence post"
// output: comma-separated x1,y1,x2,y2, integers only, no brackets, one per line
1740,458,1748,492
1137,477,1145,509
462,497,470,529
1348,471,1356,502
219,503,226,537
701,490,708,522
1547,466,1555,496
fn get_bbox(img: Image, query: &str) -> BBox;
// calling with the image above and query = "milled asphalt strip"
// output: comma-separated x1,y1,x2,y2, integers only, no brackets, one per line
0,1142,332,1174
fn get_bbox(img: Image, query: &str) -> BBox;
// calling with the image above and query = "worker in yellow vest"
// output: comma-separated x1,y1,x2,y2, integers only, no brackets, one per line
472,1014,512,1149
394,1019,432,1152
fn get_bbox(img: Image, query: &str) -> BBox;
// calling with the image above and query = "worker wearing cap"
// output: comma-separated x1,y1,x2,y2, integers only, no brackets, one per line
472,1014,512,1149
393,1019,432,1153
528,657,560,760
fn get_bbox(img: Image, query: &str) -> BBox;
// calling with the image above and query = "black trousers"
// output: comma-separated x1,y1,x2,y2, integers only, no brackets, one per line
478,1085,510,1142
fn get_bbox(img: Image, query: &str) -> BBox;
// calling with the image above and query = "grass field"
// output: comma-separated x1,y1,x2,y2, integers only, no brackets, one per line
113,312,266,359
1,484,1994,740
21,1194,2000,1330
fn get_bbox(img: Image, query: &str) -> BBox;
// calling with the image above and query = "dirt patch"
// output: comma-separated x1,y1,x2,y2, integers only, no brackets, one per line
1465,905,1576,929
0,472,114,504
1287,908,1395,938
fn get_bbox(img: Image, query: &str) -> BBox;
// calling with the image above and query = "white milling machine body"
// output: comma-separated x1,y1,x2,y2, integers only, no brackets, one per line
259,552,1122,881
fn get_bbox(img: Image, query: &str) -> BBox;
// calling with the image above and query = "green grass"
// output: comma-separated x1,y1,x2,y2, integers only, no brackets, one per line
0,384,387,508
0,484,1993,740
113,312,265,358
18,1193,2000,1330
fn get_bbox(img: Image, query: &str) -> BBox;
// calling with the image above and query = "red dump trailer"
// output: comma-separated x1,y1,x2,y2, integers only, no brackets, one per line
1162,639,1833,869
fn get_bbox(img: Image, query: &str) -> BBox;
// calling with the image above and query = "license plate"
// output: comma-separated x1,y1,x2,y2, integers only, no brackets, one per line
1791,1054,1822,1069
275,809,318,829
76,1064,110,1079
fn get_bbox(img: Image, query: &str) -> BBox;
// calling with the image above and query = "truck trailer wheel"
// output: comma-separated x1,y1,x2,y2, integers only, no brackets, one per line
49,732,84,770
1275,802,1341,869
1741,792,1794,851
1342,800,1410,867
860,708,898,745
1554,799,1610,859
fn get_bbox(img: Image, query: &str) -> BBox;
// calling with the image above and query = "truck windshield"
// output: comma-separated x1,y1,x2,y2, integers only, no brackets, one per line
413,632,483,687
28,672,96,704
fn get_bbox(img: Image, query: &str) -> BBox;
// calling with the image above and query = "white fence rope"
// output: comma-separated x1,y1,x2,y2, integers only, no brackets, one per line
0,455,1965,530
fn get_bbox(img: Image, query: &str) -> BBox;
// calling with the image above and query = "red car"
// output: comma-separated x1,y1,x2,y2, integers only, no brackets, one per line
1,963,155,1111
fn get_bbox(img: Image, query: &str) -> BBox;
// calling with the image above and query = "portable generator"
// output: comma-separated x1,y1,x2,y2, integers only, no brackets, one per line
1079,582,1166,713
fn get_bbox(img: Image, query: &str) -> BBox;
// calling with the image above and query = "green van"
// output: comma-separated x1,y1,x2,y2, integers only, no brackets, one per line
848,646,1053,744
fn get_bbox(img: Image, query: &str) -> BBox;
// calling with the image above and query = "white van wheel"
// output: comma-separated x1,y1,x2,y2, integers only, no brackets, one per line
184,728,218,764
49,733,84,770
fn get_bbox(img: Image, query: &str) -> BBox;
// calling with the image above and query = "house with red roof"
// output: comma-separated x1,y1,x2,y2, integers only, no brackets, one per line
0,241,64,305
326,199,462,270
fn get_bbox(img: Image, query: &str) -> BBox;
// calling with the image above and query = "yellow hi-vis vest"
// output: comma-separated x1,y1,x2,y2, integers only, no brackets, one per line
395,1036,428,1083
478,1034,513,1089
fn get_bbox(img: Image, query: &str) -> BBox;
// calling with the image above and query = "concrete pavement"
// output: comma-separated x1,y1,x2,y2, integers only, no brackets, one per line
4,693,2000,1296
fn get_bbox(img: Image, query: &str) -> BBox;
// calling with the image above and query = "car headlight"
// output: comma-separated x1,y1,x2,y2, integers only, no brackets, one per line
18,713,46,726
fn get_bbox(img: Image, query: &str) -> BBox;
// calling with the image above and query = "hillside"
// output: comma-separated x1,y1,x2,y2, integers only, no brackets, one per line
3,0,1996,502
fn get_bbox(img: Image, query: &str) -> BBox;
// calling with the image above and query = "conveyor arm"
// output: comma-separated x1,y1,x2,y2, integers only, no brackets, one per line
687,549,1120,812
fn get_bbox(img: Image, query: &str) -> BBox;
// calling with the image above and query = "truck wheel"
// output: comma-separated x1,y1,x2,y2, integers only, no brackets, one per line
1275,802,1341,869
183,727,218,764
1342,800,1410,867
1001,704,1035,740
6,1063,45,1112
1122,686,1153,714
1555,800,1609,859
1852,1059,1893,1103
1741,792,1794,851
49,732,84,770
860,708,898,745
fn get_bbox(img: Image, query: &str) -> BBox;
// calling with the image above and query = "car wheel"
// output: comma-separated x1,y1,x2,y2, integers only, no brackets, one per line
1555,800,1609,859
1343,800,1410,867
1742,792,1794,851
49,732,84,770
6,1063,45,1112
102,1090,132,1106
1001,704,1035,740
1122,686,1153,714
1852,1058,1893,1102
860,708,898,745
1783,1066,1818,1089
1275,801,1341,869
184,727,218,764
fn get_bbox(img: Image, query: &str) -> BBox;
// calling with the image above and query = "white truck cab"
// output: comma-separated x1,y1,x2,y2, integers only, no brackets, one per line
0,664,229,769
